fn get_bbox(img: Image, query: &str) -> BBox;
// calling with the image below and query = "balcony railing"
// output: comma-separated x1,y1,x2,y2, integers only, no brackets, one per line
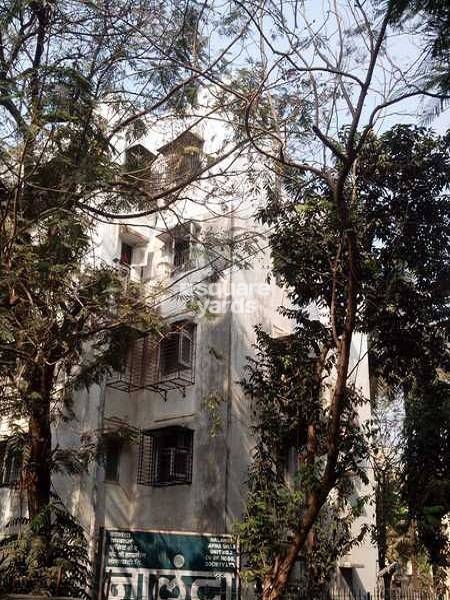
123,152,205,201
107,326,196,399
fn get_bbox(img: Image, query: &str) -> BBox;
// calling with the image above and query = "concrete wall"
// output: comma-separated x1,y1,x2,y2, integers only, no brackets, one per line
86,214,294,537
0,118,378,597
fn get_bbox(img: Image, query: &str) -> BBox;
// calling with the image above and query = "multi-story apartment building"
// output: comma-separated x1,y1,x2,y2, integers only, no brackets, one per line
0,117,377,600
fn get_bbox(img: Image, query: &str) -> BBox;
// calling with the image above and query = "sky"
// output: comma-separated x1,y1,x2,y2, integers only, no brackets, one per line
206,0,449,139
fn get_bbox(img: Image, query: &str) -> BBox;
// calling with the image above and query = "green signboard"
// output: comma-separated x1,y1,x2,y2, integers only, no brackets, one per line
102,529,238,600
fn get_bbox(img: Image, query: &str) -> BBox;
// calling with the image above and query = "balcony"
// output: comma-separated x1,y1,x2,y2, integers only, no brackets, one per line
122,131,205,205
107,322,196,399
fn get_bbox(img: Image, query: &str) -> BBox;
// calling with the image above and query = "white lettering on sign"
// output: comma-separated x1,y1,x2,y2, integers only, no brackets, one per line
157,575,187,600
191,578,222,600
107,569,234,600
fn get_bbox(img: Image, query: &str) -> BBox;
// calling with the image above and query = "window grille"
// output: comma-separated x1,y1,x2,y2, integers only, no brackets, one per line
179,329,193,367
107,322,196,396
0,439,21,486
124,144,155,175
159,332,179,376
137,427,193,486
137,431,154,485
160,132,204,184
158,222,200,275
173,234,191,269
121,132,205,199
168,225,191,273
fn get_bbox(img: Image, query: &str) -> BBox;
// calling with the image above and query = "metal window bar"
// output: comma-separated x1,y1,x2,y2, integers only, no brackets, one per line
107,325,196,396
137,431,154,486
0,440,21,486
173,235,191,271
375,589,448,600
137,427,193,486
171,223,196,274
153,427,193,486
107,335,156,392
125,146,152,172
128,152,205,200
163,151,203,183
7,451,21,485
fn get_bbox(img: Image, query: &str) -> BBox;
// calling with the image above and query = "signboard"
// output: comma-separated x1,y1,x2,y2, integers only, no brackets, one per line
101,529,239,600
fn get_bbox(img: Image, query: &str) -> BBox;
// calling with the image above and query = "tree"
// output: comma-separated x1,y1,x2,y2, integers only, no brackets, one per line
0,0,448,596
370,396,406,599
362,125,450,589
371,387,449,598
386,0,450,94
204,2,450,598
238,329,370,598
237,122,449,600
0,0,248,593
403,379,450,591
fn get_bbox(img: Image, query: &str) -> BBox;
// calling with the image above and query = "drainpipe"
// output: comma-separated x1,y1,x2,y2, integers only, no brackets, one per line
223,209,234,532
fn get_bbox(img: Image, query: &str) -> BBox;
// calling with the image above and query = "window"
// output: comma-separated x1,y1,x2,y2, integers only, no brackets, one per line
137,427,193,486
124,143,155,173
0,439,22,487
159,322,195,377
159,223,200,275
116,227,151,282
120,241,133,266
107,321,196,394
103,437,122,482
159,131,204,180
173,229,190,270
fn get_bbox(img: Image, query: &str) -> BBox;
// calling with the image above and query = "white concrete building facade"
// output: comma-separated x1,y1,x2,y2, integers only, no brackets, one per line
0,117,377,600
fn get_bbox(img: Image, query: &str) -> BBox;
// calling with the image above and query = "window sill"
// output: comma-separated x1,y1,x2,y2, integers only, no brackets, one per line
151,480,192,487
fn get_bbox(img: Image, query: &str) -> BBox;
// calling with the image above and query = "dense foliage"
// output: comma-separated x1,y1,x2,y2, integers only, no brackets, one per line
238,125,449,594
0,0,205,592
0,497,90,597
404,380,450,572
239,328,369,596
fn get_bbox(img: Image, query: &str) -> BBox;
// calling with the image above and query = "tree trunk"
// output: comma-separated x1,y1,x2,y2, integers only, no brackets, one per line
27,404,51,518
383,572,393,600
262,492,325,600
26,366,53,520
261,174,359,600
261,297,357,600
